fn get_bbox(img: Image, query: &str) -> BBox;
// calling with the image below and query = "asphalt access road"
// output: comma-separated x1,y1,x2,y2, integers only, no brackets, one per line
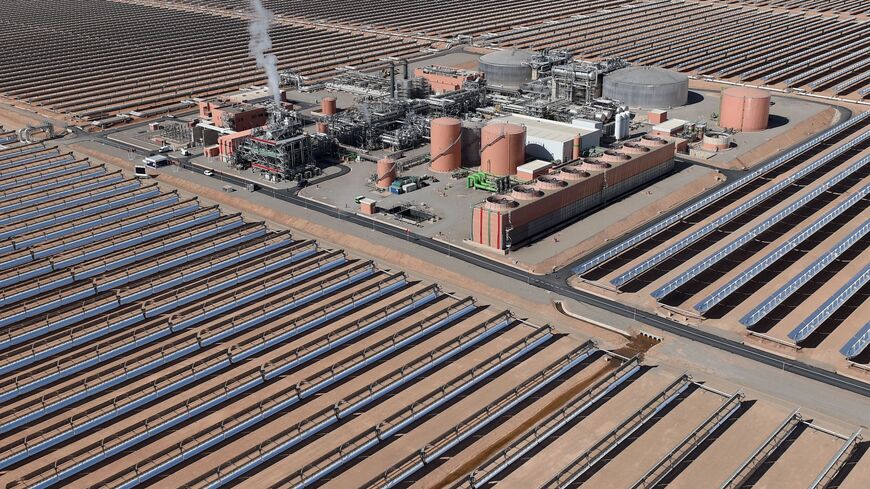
173,160,870,399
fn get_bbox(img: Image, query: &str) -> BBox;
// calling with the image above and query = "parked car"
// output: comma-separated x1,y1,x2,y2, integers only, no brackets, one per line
158,145,172,153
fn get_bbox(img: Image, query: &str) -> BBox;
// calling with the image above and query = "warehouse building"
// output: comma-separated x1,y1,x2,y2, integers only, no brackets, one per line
490,114,601,163
414,65,484,94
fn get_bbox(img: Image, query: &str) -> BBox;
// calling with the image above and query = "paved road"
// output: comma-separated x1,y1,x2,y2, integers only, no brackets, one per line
172,155,870,399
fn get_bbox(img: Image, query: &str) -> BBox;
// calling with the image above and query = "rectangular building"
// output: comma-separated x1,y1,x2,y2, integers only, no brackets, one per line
516,160,553,181
471,139,675,250
495,114,600,162
414,65,484,94
218,129,255,158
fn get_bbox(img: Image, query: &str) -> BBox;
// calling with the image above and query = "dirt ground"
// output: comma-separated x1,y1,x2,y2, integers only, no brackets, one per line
0,99,65,132
724,107,839,171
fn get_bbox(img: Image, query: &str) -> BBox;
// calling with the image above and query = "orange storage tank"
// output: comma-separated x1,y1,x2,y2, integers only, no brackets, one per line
719,87,770,132
480,123,526,176
321,97,337,116
315,122,329,134
430,117,462,172
376,157,397,189
572,134,582,160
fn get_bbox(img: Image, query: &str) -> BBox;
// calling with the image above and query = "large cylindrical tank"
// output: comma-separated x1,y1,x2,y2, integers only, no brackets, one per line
480,123,526,176
315,122,329,134
461,120,485,166
603,66,688,108
719,87,770,132
479,49,536,89
376,157,397,189
321,97,337,116
430,117,462,172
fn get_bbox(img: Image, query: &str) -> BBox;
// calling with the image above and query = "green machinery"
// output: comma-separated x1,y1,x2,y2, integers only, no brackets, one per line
466,171,512,193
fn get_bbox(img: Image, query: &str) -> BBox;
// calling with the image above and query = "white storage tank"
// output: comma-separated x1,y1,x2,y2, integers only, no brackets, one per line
603,66,689,108
479,49,536,89
614,111,630,140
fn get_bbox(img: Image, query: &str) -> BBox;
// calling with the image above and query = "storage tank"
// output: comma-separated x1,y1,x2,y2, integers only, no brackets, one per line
321,97,337,116
461,120,485,166
603,66,689,108
621,112,632,139
430,117,462,172
719,87,770,132
479,49,536,89
315,122,328,134
702,132,732,151
481,123,526,176
615,112,630,140
376,157,397,189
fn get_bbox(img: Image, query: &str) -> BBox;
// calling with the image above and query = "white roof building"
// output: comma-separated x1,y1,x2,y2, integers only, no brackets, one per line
492,114,601,162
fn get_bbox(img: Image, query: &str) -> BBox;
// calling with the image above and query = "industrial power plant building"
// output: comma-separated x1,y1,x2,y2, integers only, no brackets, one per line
471,136,676,250
491,114,601,163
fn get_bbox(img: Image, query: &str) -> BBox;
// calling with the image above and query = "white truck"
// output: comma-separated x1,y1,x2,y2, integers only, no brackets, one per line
143,155,170,168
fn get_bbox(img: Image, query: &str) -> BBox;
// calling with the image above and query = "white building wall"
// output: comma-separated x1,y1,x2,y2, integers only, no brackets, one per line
524,135,572,162
581,130,601,151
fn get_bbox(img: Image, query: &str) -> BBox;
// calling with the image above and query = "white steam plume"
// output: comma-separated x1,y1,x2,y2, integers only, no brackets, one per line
247,0,281,104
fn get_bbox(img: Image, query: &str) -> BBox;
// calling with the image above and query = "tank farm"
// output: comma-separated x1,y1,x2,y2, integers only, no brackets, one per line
0,0,869,488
